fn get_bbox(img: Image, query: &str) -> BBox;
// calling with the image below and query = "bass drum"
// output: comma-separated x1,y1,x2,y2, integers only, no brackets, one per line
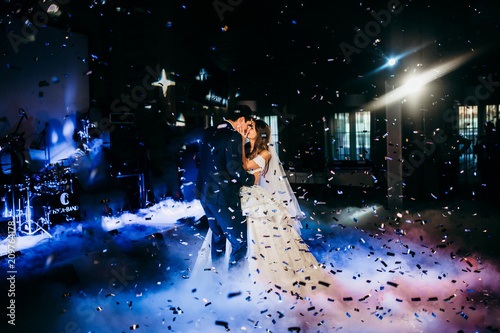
32,192,80,225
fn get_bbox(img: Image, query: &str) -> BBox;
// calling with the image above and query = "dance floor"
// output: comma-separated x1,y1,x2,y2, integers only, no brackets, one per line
1,194,499,333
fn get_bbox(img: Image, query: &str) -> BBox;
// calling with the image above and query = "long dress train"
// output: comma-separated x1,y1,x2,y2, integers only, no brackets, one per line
240,186,343,306
193,150,346,330
193,186,346,330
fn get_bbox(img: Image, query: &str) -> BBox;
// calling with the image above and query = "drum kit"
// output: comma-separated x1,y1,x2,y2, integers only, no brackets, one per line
0,109,80,237
1,163,80,238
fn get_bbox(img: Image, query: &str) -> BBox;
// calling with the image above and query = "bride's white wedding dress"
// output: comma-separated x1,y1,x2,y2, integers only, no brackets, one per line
241,155,332,295
193,154,340,306
190,149,348,331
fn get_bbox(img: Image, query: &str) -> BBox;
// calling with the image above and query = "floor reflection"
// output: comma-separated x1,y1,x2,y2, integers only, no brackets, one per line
1,197,499,332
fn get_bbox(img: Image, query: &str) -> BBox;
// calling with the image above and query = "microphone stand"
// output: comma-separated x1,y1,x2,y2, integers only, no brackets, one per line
41,123,50,168
9,109,27,237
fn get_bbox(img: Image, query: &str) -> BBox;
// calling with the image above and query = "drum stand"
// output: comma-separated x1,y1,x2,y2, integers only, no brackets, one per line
17,182,52,237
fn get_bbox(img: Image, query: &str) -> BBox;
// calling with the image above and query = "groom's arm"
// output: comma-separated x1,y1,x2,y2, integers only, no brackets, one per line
226,132,255,186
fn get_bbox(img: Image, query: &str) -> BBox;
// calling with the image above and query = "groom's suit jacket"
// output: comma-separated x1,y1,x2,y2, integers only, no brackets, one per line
196,121,255,208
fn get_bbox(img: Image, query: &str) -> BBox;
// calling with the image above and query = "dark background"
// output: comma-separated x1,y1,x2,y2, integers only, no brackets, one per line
1,0,500,211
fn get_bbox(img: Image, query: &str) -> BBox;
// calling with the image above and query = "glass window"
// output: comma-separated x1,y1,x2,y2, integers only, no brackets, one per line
355,111,371,160
486,104,498,124
458,105,478,181
263,115,279,153
329,111,371,161
332,113,350,160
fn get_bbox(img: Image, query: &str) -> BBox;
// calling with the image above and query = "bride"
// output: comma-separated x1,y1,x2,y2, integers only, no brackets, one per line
191,120,347,331
237,120,336,300
193,119,340,299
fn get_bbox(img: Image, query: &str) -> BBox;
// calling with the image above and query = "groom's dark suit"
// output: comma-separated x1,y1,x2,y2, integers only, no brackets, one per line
196,121,255,268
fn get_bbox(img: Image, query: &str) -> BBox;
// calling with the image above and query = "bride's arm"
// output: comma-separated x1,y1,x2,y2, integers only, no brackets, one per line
243,155,260,171
251,150,271,185
241,138,250,170
238,128,259,171
237,127,251,170
253,172,261,185
236,127,271,181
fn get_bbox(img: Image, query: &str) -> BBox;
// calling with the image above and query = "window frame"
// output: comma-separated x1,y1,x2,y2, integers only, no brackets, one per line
327,111,371,161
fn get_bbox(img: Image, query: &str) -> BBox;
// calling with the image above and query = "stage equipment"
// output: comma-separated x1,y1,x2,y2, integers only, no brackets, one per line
76,118,98,154
1,108,78,237
17,179,52,237
108,114,146,208
31,190,80,225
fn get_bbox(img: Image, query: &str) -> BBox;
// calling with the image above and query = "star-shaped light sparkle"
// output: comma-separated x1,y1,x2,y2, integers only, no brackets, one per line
152,69,175,97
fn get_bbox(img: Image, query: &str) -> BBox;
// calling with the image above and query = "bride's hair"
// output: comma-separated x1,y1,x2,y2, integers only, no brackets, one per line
248,119,271,175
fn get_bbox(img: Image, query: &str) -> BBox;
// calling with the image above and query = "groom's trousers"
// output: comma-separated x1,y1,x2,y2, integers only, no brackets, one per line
201,202,247,269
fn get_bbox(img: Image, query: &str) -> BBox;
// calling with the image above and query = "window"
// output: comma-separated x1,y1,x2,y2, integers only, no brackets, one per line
486,104,499,124
263,115,279,152
458,105,478,182
331,113,350,160
328,111,370,161
355,112,371,160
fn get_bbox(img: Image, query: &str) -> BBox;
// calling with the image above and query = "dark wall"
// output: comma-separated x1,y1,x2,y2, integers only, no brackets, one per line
0,20,89,170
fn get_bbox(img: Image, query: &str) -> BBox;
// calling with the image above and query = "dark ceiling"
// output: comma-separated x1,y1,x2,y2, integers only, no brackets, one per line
1,0,500,108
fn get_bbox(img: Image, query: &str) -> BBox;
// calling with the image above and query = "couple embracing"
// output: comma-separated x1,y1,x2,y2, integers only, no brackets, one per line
195,105,331,297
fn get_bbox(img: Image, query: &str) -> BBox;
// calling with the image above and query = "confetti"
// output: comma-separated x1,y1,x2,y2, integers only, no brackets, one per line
318,281,330,287
216,321,229,329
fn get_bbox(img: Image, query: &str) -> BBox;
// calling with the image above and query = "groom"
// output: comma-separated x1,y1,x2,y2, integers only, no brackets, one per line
196,105,255,270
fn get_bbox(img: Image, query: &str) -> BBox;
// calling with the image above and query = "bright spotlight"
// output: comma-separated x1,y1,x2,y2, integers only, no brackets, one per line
366,53,475,110
388,58,397,66
403,77,425,94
